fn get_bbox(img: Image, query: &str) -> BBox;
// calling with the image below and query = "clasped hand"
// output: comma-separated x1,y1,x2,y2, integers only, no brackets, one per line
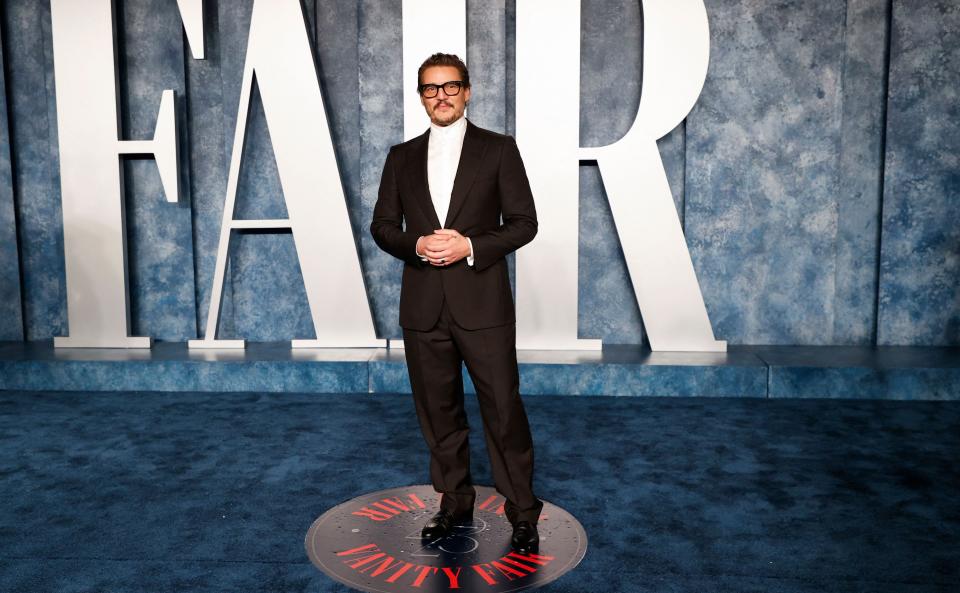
417,229,470,267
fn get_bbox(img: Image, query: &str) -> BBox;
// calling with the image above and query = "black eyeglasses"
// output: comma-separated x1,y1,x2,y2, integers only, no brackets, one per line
418,80,464,98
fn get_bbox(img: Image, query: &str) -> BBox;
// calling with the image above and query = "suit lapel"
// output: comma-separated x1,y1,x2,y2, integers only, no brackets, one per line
443,120,487,228
407,130,442,229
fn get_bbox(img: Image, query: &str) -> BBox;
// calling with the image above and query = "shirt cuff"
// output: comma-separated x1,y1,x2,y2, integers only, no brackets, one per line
416,236,427,261
466,237,474,267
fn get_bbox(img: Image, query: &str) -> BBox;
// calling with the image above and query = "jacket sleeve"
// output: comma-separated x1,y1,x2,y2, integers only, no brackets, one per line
369,148,425,266
468,135,539,272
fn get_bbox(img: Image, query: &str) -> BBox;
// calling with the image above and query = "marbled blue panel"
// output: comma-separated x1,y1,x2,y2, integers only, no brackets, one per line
660,126,688,228
579,0,647,345
368,352,414,394
685,0,847,345
519,361,766,397
226,84,313,340
0,341,370,393
217,0,253,166
302,0,317,37
3,0,65,340
0,359,367,394
228,234,316,340
832,0,890,344
315,0,362,254
467,0,507,133
756,345,960,400
878,1,960,346
580,0,641,151
358,0,404,339
0,24,24,341
504,0,516,135
185,0,230,337
118,0,197,340
502,0,518,293
578,166,644,343
210,0,256,339
232,85,288,221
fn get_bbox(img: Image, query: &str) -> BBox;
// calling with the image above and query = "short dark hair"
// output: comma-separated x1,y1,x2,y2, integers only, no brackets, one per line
417,53,471,90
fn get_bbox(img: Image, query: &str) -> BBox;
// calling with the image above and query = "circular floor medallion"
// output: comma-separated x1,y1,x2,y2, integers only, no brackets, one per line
305,484,587,592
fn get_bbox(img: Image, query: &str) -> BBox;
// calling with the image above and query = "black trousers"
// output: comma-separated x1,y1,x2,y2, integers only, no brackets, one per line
403,300,544,526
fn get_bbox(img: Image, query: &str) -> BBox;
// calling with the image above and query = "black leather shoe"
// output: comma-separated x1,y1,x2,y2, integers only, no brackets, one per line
510,521,539,553
421,509,472,540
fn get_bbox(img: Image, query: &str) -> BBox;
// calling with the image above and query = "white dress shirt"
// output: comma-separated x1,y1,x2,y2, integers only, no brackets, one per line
417,116,474,266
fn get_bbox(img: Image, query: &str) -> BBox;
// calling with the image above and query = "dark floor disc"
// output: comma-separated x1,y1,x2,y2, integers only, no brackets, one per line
305,484,587,592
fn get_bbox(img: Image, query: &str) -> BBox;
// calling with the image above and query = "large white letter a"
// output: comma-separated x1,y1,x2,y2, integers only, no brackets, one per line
190,0,383,349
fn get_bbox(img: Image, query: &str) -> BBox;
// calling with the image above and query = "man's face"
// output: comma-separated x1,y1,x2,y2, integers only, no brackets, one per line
419,65,470,127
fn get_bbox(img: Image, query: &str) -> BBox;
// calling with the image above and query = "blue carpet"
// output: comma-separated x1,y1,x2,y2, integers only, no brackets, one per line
0,390,957,592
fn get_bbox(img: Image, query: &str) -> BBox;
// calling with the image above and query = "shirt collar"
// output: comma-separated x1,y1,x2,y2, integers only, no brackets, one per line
429,116,467,142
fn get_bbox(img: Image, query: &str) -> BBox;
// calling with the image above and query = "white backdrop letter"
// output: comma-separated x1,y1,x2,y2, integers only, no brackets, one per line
402,0,466,141
518,0,725,352
581,0,725,351
189,0,383,349
49,0,182,348
515,0,601,350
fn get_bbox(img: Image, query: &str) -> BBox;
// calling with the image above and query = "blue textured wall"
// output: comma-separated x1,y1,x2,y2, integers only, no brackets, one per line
3,0,64,341
878,0,960,346
0,21,23,340
119,0,198,341
834,0,889,345
0,0,957,346
686,0,847,345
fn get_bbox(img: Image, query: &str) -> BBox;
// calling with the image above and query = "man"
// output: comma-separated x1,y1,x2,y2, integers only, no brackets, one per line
370,53,543,553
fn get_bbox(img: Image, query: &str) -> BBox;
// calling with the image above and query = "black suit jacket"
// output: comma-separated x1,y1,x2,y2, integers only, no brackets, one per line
370,120,538,331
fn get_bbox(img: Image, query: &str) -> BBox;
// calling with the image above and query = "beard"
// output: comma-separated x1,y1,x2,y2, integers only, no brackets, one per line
429,101,462,126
